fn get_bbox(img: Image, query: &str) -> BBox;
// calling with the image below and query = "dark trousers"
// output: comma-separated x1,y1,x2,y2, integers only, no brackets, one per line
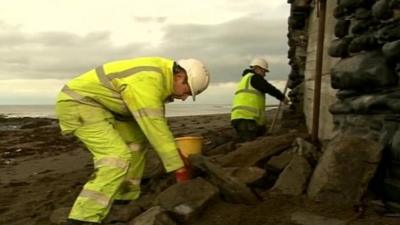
231,119,266,142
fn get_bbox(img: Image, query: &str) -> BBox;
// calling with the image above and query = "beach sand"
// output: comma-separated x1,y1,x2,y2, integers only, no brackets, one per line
0,110,398,225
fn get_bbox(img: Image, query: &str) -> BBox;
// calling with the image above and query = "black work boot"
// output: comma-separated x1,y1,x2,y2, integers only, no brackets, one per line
66,218,99,225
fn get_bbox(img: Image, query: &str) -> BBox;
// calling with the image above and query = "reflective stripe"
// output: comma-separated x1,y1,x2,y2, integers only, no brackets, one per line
108,66,168,91
95,66,122,98
231,105,260,115
234,74,262,97
79,189,110,207
108,66,163,79
61,85,103,108
126,178,141,186
131,108,164,118
128,143,141,152
235,89,264,97
95,157,129,169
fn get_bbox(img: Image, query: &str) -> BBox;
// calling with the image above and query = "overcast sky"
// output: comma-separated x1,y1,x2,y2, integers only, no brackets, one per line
0,0,291,105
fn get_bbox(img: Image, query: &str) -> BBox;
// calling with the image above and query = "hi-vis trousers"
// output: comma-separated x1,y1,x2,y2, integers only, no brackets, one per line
55,101,146,223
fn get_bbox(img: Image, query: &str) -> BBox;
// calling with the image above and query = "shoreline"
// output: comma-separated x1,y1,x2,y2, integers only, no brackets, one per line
0,104,279,119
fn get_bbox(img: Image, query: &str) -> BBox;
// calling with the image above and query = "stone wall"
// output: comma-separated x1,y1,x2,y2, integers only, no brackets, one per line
287,0,338,141
328,0,400,209
287,0,400,211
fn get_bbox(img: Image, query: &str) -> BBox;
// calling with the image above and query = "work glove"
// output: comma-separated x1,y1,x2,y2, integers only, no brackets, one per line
175,167,190,183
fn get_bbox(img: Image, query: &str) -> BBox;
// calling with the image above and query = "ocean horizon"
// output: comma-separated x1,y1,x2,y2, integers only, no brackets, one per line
0,104,234,118
0,103,279,118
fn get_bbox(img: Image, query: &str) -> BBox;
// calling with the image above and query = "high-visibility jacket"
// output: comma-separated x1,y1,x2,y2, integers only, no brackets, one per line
56,57,183,172
231,72,266,125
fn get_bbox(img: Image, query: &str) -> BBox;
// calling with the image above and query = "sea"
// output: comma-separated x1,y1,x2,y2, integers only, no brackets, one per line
0,104,234,118
0,103,280,118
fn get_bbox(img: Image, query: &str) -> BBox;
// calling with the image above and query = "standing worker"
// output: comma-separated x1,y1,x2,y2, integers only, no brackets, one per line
231,57,288,142
55,57,210,225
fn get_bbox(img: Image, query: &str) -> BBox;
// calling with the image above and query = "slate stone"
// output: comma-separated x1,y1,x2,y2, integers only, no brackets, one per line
331,51,397,90
335,19,350,38
382,40,400,63
377,20,400,42
307,135,383,205
348,34,379,53
329,38,351,57
373,0,393,20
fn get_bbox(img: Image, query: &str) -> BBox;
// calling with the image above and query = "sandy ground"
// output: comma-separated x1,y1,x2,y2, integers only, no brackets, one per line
0,111,399,225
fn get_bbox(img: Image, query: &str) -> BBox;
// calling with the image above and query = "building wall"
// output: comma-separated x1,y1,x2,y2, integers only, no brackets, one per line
303,0,338,141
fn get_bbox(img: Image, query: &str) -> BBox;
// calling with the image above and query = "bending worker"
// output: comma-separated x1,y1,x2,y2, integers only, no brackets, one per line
231,57,288,141
55,57,210,225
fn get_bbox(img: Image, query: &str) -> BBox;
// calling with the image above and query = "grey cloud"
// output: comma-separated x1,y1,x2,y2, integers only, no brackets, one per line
133,16,167,23
157,17,290,82
0,16,290,83
0,25,147,79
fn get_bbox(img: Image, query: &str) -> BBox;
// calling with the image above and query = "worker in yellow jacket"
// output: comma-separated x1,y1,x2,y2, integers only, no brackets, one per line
231,57,288,142
55,57,210,225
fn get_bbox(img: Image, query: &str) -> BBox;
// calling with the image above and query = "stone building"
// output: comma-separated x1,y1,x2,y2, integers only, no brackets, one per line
287,0,400,212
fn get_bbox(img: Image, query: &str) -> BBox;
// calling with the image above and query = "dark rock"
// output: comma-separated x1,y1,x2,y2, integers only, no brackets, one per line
339,0,374,10
373,0,393,20
271,155,312,196
291,0,311,12
348,34,379,53
128,206,176,225
336,89,359,100
328,38,351,57
330,91,400,114
390,0,400,8
288,78,303,89
20,119,53,129
188,155,259,205
223,166,266,184
377,20,400,43
391,129,400,160
331,51,397,90
382,40,400,63
205,141,236,156
383,178,400,202
105,203,142,224
289,12,307,29
155,177,218,223
350,19,379,35
334,5,351,18
293,137,320,166
335,19,350,38
215,133,300,167
267,151,293,172
354,8,372,20
307,135,383,205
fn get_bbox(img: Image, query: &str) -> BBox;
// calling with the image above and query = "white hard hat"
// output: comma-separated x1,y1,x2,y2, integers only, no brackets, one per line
250,57,269,72
177,58,210,101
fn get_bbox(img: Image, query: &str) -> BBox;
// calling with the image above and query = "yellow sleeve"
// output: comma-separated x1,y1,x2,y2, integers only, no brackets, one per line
120,75,184,172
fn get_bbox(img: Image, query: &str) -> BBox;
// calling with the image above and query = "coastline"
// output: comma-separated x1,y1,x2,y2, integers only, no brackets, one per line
0,112,236,225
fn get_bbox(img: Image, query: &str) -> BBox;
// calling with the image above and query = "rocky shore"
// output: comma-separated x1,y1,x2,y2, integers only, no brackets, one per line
0,110,399,225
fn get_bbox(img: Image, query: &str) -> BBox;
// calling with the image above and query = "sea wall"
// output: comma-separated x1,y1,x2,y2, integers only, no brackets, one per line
287,0,400,210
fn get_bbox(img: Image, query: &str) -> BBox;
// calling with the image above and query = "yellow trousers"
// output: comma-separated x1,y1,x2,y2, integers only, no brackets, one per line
56,101,146,223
